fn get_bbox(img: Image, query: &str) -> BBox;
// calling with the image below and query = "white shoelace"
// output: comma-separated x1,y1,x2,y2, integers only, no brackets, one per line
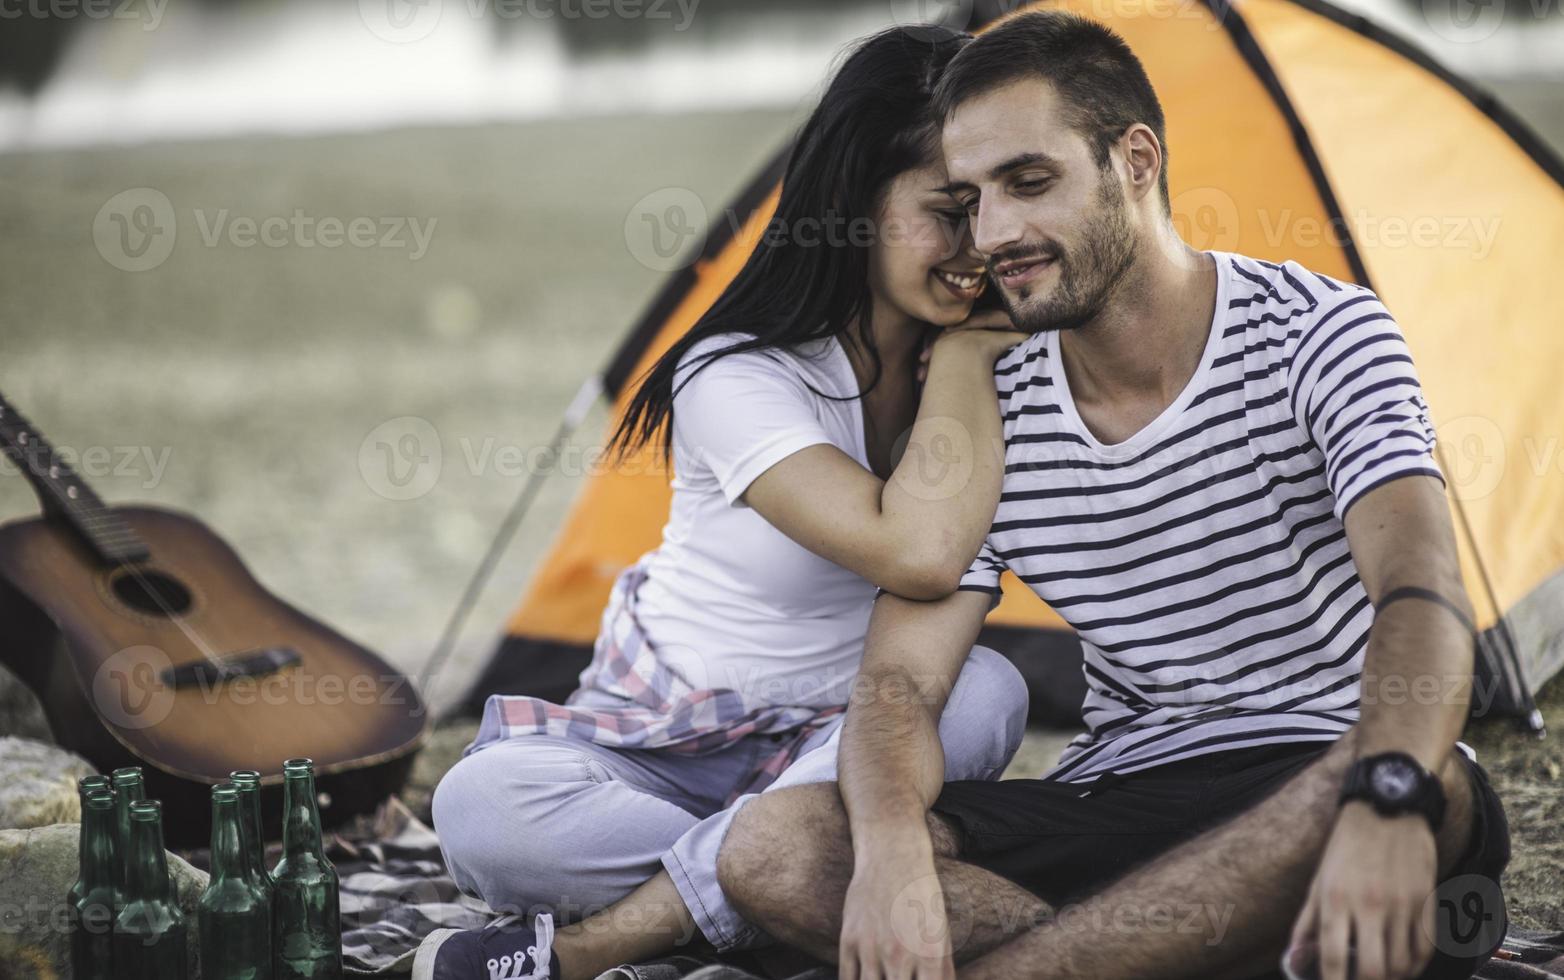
486,913,556,980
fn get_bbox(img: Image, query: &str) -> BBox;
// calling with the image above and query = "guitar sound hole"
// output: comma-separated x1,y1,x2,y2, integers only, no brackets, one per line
110,569,193,616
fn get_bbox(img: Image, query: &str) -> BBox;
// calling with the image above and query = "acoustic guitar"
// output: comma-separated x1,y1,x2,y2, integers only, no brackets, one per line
0,391,427,844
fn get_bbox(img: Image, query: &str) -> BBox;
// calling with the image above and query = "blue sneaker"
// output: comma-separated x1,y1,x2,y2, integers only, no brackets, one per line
414,911,558,980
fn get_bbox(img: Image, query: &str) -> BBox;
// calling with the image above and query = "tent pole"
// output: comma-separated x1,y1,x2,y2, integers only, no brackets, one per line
417,374,606,715
1435,442,1545,736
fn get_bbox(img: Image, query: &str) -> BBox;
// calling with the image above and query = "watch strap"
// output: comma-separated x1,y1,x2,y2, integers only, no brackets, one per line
1339,751,1447,832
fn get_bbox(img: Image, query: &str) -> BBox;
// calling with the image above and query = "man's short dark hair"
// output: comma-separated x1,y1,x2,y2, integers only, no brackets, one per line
933,10,1170,210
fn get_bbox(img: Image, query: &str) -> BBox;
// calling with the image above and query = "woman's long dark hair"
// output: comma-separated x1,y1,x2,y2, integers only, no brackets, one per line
607,25,970,464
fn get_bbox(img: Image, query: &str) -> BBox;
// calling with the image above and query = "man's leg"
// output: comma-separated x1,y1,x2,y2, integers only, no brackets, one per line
551,645,1031,976
950,740,1476,975
549,871,702,980
719,734,1484,979
718,781,1051,963
956,735,1477,980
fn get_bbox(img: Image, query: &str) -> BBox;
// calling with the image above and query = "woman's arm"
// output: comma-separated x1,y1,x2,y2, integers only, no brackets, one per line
742,325,1018,600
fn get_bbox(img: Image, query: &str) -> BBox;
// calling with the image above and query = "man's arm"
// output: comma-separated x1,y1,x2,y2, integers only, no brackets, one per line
1291,474,1477,980
1343,474,1474,762
837,588,993,980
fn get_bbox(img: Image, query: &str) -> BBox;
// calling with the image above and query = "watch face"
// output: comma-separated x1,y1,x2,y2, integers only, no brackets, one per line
1370,758,1421,802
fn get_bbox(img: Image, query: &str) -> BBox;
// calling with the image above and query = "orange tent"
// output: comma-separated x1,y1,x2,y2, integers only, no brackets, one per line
465,0,1564,730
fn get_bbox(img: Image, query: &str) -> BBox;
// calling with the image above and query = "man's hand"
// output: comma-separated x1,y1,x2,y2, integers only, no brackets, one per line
840,839,955,980
1287,803,1439,980
837,590,991,979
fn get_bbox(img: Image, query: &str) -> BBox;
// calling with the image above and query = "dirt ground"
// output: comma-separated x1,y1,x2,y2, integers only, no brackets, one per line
1463,681,1564,931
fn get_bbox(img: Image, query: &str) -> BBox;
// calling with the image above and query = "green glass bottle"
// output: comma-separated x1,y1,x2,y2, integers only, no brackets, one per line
230,770,275,889
276,762,347,975
109,767,146,911
271,759,342,980
71,788,117,980
68,775,112,912
200,783,273,980
112,799,188,980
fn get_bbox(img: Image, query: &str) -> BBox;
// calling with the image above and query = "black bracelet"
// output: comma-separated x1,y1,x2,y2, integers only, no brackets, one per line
1374,585,1479,638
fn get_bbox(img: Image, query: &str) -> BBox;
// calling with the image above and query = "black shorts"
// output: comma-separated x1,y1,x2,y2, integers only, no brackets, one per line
931,741,1511,980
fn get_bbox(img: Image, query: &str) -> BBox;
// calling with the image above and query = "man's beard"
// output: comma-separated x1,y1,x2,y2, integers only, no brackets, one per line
994,171,1138,335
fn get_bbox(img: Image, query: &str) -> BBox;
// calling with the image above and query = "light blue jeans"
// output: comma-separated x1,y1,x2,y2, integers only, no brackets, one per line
432,645,1029,952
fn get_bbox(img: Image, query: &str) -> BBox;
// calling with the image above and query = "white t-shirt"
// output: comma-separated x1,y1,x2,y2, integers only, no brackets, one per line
631,332,879,708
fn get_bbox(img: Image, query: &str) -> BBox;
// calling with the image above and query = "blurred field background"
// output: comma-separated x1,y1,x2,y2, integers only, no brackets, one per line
1,0,1561,931
0,109,798,713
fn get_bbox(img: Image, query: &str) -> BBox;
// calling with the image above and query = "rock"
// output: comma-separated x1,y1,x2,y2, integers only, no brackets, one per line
0,823,207,978
0,738,97,830
0,660,52,742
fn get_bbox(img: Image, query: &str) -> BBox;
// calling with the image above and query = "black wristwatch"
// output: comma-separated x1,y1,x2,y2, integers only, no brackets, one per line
1339,751,1446,832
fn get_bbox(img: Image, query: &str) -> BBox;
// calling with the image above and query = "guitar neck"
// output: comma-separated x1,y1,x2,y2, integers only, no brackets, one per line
0,391,151,566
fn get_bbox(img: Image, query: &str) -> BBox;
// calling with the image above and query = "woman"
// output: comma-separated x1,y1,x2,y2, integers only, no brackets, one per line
422,25,1029,980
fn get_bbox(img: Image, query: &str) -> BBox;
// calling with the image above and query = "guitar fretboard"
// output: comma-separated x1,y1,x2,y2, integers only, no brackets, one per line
0,393,151,565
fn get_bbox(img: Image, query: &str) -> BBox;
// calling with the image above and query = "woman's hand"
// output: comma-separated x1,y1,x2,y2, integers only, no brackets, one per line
918,310,1025,384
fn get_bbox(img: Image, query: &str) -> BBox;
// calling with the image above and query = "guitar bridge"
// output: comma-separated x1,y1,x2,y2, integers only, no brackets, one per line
161,647,302,689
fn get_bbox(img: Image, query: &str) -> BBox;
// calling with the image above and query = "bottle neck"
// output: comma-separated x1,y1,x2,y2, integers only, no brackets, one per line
113,781,145,839
209,797,246,883
81,805,117,893
281,770,325,860
237,785,270,882
127,817,171,903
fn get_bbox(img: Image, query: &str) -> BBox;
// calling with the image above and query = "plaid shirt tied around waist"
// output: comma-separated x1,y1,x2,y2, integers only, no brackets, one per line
469,558,846,804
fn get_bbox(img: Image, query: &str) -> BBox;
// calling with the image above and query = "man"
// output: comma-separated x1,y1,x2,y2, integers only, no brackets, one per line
714,11,1510,980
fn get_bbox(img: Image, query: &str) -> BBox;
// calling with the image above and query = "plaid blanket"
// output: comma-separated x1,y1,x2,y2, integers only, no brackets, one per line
467,557,845,805
335,798,491,975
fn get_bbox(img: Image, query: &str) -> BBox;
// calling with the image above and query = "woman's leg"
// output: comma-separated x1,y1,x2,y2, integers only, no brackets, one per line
431,733,759,922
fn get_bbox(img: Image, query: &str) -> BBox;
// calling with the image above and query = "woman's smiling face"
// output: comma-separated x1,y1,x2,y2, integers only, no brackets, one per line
867,161,988,330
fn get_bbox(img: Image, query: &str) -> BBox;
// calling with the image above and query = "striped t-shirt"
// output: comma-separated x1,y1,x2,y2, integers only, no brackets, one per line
959,250,1444,784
